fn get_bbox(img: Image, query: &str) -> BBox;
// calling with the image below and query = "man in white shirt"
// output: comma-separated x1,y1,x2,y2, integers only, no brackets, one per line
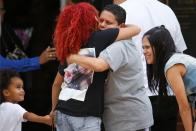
113,0,187,131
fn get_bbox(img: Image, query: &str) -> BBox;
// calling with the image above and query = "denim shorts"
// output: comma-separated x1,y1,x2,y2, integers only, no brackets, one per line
55,111,101,131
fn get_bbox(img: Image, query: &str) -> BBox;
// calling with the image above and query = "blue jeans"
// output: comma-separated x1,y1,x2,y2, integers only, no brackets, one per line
55,111,101,131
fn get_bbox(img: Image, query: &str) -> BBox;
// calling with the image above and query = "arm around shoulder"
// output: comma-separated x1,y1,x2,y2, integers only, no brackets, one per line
116,24,141,41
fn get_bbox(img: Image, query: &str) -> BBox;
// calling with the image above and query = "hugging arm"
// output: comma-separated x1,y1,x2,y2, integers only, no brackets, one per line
67,55,109,72
116,24,140,41
66,25,141,72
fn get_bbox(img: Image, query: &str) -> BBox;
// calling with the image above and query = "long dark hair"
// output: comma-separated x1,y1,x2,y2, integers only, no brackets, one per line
143,25,176,95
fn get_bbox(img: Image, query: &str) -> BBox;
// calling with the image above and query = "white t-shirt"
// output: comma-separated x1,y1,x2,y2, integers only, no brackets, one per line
0,102,27,131
119,0,187,96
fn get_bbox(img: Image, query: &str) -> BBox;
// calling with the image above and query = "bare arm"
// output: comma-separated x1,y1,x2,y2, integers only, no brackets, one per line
166,64,192,131
67,55,109,72
116,24,140,41
66,25,140,72
23,112,52,126
51,72,64,112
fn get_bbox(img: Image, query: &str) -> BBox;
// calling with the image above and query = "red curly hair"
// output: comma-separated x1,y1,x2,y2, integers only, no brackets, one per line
54,2,98,63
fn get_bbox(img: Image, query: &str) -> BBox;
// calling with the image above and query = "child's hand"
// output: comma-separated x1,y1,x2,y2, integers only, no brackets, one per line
43,115,53,126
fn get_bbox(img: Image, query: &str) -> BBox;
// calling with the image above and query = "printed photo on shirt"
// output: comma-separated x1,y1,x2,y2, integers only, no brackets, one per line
59,48,95,101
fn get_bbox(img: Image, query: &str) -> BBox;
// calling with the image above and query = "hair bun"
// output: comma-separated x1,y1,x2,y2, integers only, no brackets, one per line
160,25,165,28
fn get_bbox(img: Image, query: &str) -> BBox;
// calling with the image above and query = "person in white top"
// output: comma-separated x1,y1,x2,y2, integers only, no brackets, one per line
113,0,187,131
0,69,52,131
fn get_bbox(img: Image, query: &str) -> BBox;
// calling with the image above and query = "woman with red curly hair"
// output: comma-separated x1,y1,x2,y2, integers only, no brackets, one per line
54,2,98,63
51,2,140,131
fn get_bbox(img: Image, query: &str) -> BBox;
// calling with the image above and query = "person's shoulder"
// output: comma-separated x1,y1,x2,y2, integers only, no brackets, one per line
165,53,187,71
93,28,119,35
171,53,186,59
89,28,119,43
0,102,22,109
105,39,129,49
1,102,14,105
155,0,174,12
113,39,132,44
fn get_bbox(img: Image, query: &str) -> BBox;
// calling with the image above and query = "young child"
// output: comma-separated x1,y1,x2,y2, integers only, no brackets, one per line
0,69,52,131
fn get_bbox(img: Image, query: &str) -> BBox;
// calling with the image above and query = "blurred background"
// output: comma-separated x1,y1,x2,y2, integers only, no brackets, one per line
1,0,195,131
